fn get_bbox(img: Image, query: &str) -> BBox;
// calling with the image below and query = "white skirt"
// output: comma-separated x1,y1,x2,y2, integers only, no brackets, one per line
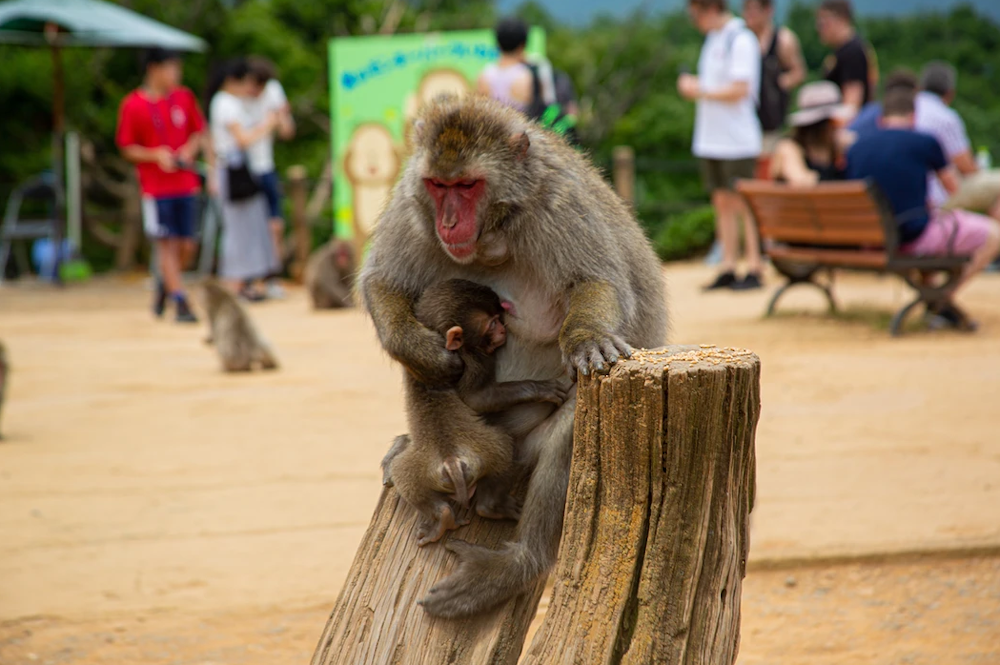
217,165,276,281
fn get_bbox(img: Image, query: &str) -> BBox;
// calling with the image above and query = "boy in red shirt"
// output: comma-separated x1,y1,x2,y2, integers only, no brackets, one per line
116,48,208,323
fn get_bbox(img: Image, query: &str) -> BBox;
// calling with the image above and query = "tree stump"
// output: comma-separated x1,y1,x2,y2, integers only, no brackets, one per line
522,345,759,665
310,345,759,665
310,487,546,665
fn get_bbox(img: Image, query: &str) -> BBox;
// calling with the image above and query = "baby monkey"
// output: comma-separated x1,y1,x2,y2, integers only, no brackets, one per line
382,279,569,546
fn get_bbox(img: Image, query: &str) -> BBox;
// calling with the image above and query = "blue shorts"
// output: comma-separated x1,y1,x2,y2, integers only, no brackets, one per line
258,171,283,221
143,195,196,239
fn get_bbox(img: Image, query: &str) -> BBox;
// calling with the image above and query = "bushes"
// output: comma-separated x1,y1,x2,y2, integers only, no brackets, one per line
646,205,715,262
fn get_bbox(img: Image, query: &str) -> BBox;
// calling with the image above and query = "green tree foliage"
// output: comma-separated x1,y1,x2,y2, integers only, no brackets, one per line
1,0,997,270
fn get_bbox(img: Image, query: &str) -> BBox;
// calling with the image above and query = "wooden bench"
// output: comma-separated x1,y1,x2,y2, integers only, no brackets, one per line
737,179,971,336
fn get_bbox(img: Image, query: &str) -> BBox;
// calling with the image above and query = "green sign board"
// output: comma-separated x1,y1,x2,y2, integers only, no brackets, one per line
328,29,545,240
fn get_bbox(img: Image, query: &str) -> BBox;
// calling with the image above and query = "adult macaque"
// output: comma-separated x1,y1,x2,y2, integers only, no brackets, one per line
381,278,568,546
304,239,356,309
358,96,667,618
201,279,279,372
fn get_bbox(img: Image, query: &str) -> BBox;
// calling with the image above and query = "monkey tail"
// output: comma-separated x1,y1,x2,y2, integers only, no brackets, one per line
442,457,470,508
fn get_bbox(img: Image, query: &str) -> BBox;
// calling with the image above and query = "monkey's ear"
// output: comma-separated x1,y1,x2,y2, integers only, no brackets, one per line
445,326,464,351
509,132,530,160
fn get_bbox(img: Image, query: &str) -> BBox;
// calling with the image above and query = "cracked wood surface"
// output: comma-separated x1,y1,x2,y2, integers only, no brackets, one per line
523,345,760,665
310,486,545,665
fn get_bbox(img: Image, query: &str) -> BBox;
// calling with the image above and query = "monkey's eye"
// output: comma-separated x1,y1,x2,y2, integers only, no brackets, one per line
453,180,477,189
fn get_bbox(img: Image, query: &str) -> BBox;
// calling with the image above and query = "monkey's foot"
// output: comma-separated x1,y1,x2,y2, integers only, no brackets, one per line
418,541,541,618
415,505,467,547
565,334,633,376
475,493,522,521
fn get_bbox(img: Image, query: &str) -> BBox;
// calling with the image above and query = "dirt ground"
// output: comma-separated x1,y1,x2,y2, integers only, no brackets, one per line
1,261,999,664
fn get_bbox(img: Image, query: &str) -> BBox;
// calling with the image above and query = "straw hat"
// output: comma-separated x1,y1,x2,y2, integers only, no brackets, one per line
787,81,852,127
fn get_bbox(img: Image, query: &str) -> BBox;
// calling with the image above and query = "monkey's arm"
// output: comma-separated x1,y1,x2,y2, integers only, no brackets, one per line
559,281,633,376
361,278,463,386
462,380,568,414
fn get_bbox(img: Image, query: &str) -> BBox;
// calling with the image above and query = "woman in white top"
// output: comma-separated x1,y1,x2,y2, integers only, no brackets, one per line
208,59,277,299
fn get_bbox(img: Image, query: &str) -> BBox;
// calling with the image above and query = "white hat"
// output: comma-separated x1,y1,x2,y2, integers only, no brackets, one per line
787,81,852,127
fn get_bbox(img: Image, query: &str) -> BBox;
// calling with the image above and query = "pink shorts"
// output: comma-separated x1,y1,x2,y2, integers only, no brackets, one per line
902,209,994,257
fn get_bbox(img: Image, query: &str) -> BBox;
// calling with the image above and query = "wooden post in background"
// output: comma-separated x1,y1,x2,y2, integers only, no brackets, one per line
523,345,759,665
287,165,309,282
311,345,759,665
612,145,635,205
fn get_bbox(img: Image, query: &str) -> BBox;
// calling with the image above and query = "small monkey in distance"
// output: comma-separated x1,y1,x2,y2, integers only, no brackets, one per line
303,239,355,309
382,279,568,546
201,279,279,372
0,341,7,440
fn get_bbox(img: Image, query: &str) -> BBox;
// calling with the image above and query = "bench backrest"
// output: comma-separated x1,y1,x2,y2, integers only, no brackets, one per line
736,180,899,252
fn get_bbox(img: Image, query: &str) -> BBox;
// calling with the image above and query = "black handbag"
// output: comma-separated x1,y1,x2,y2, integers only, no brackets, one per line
227,156,260,202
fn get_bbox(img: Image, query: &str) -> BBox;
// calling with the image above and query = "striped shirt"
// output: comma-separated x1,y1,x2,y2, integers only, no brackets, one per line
915,91,971,205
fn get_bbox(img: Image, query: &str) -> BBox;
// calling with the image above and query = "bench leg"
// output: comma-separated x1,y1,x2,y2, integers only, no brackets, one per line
766,263,837,316
889,295,925,337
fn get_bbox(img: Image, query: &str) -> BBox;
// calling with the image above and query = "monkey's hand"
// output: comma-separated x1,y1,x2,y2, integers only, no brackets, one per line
416,505,469,547
419,540,540,618
559,282,633,377
531,379,570,406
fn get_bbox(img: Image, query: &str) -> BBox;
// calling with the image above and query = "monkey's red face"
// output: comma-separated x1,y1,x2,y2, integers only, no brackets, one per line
422,178,486,261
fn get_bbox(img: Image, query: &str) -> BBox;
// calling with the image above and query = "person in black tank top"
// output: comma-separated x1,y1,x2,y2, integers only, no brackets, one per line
743,0,806,177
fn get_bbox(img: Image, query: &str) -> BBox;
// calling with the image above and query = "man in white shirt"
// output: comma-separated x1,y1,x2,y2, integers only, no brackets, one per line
246,57,295,298
679,0,764,290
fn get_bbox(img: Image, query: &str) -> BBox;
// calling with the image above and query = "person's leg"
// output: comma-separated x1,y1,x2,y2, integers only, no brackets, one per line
161,196,198,323
729,158,763,283
142,196,168,318
702,159,739,290
261,172,286,299
905,209,1000,328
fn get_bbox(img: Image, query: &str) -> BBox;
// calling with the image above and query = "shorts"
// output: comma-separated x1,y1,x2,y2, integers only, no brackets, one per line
699,158,758,193
142,195,196,239
258,171,284,222
902,208,996,257
942,169,1000,213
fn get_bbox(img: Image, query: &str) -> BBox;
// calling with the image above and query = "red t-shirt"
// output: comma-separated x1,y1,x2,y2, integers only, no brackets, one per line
116,87,206,197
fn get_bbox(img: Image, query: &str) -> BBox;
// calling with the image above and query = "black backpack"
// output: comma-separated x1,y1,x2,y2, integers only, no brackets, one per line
525,62,579,144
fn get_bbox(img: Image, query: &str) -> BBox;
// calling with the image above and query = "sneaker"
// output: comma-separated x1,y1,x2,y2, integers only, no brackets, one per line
265,280,287,300
175,297,199,324
152,280,167,318
703,271,737,291
731,273,763,291
927,302,978,332
239,287,267,303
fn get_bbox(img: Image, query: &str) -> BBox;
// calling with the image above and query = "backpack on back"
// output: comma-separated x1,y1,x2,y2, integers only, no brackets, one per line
524,61,579,144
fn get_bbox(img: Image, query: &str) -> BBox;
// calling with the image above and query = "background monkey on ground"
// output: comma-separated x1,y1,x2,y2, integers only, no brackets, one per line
0,341,8,440
303,239,356,309
381,278,569,547
358,96,667,618
201,279,279,372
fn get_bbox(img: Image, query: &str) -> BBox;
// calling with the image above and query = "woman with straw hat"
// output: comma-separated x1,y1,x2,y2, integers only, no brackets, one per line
769,81,853,185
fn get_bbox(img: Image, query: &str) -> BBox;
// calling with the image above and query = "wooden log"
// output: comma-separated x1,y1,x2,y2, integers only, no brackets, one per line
310,486,547,665
522,344,759,665
311,344,758,664
287,165,309,282
612,145,636,205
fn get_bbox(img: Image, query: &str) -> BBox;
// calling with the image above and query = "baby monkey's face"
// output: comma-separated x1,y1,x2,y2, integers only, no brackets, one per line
479,312,506,354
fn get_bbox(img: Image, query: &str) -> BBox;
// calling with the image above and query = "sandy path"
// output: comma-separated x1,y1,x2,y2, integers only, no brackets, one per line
1,262,999,662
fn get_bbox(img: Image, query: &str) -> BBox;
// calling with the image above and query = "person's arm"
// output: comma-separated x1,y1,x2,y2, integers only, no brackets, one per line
951,151,978,176
121,144,176,172
937,166,961,196
269,81,295,141
227,114,277,150
772,140,819,186
840,81,865,116
777,28,806,91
